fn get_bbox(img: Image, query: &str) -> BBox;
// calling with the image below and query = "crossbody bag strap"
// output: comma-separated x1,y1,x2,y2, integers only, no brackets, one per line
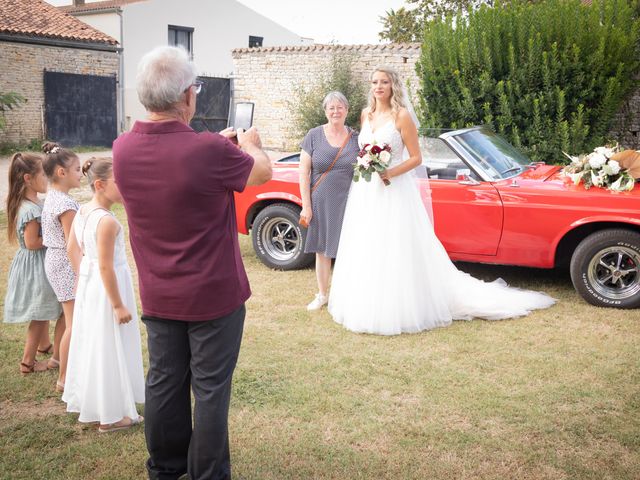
311,129,353,193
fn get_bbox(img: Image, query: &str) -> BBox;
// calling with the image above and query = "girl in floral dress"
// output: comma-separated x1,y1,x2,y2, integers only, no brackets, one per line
41,142,82,392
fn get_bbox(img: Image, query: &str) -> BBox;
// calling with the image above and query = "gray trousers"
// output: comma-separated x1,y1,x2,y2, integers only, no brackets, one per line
143,305,245,480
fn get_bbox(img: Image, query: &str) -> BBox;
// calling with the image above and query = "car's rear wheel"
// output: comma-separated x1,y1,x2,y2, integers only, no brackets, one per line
251,203,314,270
570,229,640,308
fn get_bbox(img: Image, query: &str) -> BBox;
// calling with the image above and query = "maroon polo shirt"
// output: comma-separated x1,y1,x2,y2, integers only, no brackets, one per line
113,120,254,321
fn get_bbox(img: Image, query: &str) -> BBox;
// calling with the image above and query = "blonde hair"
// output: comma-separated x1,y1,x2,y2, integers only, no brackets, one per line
82,157,113,192
367,67,406,120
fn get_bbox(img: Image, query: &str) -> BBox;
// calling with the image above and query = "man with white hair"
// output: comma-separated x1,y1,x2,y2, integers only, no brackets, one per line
113,45,272,480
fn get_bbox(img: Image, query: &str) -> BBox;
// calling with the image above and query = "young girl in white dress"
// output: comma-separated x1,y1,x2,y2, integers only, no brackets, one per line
328,67,555,335
62,157,144,432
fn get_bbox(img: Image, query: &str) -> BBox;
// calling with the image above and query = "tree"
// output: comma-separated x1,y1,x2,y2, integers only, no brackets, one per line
416,0,640,162
0,92,25,131
379,7,422,43
379,0,493,42
288,54,367,143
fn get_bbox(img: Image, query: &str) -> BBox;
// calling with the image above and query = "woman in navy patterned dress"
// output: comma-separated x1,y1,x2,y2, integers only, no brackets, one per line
299,91,360,310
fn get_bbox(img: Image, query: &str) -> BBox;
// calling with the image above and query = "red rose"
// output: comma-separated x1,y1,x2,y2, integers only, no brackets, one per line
370,145,382,155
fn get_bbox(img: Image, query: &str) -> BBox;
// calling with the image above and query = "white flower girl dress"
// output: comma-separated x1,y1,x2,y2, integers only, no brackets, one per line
63,208,145,423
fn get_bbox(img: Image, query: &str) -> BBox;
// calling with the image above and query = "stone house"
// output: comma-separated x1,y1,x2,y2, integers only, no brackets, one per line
55,0,309,131
0,0,119,147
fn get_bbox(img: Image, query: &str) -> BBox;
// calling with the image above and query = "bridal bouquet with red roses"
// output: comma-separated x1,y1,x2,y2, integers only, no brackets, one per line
353,141,392,185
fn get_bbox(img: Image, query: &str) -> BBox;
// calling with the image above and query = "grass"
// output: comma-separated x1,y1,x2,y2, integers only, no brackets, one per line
1,195,639,479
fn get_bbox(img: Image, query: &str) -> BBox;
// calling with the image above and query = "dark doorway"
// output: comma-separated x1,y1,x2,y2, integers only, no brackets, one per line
191,76,230,133
43,71,117,147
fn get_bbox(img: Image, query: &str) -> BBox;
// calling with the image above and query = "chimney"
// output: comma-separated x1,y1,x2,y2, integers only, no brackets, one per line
73,0,86,6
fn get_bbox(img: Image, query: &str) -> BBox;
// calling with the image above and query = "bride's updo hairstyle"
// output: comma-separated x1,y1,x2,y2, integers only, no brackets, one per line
82,157,113,192
367,66,407,120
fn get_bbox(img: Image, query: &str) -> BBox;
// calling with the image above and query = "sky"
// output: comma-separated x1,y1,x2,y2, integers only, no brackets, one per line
236,0,408,44
45,0,409,45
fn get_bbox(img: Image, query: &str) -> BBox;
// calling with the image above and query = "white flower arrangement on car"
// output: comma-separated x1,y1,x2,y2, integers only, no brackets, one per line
563,145,640,192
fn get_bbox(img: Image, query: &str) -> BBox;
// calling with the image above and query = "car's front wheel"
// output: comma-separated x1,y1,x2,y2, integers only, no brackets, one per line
570,229,640,308
251,203,314,270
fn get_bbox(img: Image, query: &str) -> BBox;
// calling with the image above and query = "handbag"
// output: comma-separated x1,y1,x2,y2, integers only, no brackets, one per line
299,129,353,228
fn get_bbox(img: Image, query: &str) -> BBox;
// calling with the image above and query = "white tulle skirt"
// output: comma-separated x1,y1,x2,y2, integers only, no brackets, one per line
328,172,556,336
62,259,145,424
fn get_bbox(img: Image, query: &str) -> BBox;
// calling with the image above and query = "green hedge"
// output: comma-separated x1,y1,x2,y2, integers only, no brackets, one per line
416,0,640,163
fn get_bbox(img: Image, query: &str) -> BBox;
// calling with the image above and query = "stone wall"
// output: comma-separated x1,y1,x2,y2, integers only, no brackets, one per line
232,43,422,151
610,77,640,150
232,43,640,151
0,41,118,145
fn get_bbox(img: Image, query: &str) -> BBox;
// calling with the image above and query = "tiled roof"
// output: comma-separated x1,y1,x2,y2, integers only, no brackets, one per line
0,0,118,45
60,0,147,14
232,43,421,54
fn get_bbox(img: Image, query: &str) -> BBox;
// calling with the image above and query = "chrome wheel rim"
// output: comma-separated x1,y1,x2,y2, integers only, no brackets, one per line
260,217,300,262
587,246,640,300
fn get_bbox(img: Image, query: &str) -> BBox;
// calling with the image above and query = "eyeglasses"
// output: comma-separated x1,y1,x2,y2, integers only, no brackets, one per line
186,80,204,95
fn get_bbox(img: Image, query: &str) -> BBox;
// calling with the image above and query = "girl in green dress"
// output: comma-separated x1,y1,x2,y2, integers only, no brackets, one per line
4,153,62,375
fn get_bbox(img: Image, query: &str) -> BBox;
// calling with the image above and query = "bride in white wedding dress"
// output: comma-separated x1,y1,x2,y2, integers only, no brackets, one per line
328,67,555,335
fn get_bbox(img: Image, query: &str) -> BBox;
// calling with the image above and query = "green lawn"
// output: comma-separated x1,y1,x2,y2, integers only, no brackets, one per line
1,204,639,479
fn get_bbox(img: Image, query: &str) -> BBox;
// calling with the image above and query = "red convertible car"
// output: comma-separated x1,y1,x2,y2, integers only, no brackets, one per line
234,126,640,309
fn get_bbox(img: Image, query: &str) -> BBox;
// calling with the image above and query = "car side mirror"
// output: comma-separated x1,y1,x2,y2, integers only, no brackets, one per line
456,168,480,185
458,174,480,185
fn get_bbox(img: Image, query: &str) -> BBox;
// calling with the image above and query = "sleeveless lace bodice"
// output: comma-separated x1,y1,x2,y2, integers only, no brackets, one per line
359,118,405,167
73,208,127,266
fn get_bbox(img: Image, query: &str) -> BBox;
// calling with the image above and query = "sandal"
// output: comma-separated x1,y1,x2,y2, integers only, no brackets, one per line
55,380,65,393
98,415,144,434
20,360,48,376
47,358,60,370
37,344,54,356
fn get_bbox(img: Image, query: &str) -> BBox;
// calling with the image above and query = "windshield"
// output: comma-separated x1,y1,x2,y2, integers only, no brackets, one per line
451,128,532,180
